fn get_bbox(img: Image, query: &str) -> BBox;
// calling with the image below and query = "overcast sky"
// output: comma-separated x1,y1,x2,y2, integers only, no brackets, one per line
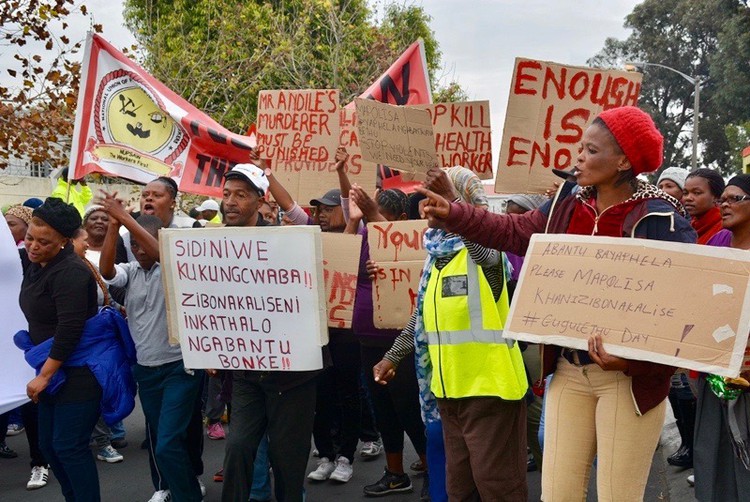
7,0,642,160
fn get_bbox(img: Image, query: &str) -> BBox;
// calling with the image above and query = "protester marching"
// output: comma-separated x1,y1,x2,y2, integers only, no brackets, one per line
5,2,750,502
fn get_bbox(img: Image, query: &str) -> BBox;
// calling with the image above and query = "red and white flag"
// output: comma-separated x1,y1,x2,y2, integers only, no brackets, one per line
69,33,253,197
347,39,433,192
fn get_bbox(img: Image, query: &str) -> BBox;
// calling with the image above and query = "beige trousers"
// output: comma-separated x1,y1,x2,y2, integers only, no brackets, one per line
541,357,666,501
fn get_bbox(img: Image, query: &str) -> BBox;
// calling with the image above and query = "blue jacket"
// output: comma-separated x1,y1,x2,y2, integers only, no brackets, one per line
15,307,137,425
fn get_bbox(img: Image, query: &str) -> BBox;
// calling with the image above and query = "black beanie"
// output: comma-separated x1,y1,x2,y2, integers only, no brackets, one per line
727,174,750,197
32,197,82,238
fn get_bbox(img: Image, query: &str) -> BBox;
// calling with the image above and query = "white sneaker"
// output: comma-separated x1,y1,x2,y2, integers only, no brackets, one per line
307,457,336,481
148,490,171,502
198,477,206,496
329,456,353,483
360,440,383,458
26,466,49,490
687,474,695,487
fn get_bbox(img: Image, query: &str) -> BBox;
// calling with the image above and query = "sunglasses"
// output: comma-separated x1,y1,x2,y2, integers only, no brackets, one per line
719,195,750,205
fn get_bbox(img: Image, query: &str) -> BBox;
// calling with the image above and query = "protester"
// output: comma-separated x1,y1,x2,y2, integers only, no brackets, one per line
18,198,102,501
99,195,204,502
416,106,697,501
657,167,688,201
220,161,321,502
50,168,92,217
684,168,725,244
692,174,750,501
196,199,222,224
4,205,33,248
504,193,547,475
258,199,278,225
374,166,528,501
345,186,429,498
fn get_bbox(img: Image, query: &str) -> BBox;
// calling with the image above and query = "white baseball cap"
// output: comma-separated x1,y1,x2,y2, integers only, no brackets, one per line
196,199,220,212
224,163,269,196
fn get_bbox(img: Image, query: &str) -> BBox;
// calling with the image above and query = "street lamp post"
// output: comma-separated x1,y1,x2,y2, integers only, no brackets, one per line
625,61,701,171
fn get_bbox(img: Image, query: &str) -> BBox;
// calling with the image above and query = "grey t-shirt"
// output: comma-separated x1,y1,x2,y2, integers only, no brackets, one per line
105,261,182,367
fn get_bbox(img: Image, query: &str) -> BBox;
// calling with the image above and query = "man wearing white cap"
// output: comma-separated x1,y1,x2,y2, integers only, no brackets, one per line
220,162,322,502
196,199,222,224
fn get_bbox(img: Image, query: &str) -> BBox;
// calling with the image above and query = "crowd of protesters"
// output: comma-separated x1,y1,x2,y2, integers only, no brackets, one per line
2,104,750,502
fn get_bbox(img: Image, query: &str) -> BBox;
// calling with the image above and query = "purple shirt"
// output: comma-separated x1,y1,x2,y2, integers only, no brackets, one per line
351,227,400,340
707,229,731,247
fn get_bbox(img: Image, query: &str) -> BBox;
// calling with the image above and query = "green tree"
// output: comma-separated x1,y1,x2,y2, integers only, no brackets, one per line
123,0,464,133
588,0,750,177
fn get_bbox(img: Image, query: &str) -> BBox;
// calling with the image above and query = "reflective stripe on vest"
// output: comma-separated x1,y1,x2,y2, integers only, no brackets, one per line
423,248,528,400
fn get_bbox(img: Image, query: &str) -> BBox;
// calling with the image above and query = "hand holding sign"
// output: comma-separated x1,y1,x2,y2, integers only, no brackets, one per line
588,334,629,372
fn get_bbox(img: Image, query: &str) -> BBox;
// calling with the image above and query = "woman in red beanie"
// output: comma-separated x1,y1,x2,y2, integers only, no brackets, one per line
416,106,697,501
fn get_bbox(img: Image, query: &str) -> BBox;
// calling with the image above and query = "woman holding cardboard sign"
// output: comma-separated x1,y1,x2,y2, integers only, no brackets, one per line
692,174,750,501
417,106,697,501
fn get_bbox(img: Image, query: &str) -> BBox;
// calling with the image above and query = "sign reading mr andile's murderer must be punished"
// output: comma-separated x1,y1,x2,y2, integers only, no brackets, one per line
160,226,328,371
506,235,750,378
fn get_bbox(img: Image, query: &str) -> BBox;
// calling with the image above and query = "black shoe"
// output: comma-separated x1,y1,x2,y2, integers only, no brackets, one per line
667,446,693,468
363,469,412,496
111,439,128,449
0,442,18,459
420,473,430,501
527,457,538,472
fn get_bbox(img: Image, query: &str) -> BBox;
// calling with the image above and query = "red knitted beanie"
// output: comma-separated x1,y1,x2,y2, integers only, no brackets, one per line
597,106,663,175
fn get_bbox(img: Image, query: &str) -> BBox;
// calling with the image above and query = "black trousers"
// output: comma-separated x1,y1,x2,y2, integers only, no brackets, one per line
361,343,426,455
313,340,362,463
222,373,317,502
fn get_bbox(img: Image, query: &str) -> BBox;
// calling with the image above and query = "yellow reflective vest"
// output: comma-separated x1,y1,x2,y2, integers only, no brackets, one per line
423,248,528,400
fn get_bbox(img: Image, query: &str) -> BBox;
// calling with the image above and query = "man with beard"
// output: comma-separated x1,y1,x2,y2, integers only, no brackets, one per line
220,162,323,502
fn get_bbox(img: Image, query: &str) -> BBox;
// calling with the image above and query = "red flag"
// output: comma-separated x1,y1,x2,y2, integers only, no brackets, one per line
348,39,432,193
69,33,253,196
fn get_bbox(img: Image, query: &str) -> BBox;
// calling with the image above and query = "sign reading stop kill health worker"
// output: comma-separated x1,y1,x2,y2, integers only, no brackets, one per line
322,233,363,329
355,98,438,175
160,226,328,371
256,89,341,203
506,235,750,378
414,101,493,180
368,220,428,329
496,58,642,194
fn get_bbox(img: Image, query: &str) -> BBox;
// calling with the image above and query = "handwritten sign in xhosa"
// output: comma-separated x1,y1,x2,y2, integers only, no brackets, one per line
506,235,750,378
368,220,428,329
160,226,328,371
355,98,438,174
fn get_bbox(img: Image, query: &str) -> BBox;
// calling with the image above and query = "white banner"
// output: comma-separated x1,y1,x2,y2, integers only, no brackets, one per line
160,226,328,371
0,219,34,415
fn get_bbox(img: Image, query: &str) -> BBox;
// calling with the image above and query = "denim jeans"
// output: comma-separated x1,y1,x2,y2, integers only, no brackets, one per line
134,360,204,502
38,397,101,502
250,435,272,501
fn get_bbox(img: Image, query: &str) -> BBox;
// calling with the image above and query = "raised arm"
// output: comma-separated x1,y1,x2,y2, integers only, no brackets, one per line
97,191,160,263
251,147,295,211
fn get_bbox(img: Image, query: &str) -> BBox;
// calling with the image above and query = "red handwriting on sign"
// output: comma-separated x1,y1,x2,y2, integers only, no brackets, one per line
372,222,427,261
512,63,641,109
323,262,358,328
256,90,338,162
338,109,363,175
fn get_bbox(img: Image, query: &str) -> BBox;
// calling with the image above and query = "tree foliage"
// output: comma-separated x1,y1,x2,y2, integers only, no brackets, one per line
588,0,750,177
123,0,463,134
0,0,100,169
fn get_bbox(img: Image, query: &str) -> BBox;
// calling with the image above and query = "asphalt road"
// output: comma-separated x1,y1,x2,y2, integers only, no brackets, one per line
0,400,678,501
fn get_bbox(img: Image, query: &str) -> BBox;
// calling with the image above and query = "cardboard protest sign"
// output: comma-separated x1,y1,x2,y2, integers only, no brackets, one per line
496,58,642,194
415,101,492,179
322,233,363,329
160,226,328,371
256,90,341,203
506,234,750,378
338,108,378,197
70,34,256,197
355,98,437,176
368,220,428,329
0,219,35,415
